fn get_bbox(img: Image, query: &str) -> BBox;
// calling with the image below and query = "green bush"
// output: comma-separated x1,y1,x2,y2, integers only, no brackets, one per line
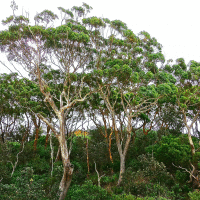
129,130,159,157
101,174,118,184
145,134,191,170
122,154,174,199
71,160,87,185
28,156,50,174
66,180,114,200
114,193,170,200
0,167,47,200
0,166,60,200
188,190,200,200
114,193,138,200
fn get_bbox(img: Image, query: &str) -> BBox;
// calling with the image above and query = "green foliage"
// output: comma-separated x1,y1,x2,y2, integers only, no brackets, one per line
58,7,74,18
122,154,174,198
28,156,50,174
122,172,175,199
0,167,47,200
175,170,189,184
0,128,197,199
2,15,29,25
34,10,58,25
82,17,105,28
146,134,192,169
66,180,113,200
127,130,158,159
0,142,12,183
101,174,118,184
71,160,87,185
0,2,200,199
188,190,200,200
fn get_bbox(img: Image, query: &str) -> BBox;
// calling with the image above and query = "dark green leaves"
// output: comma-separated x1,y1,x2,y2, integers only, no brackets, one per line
82,17,105,28
34,10,58,25
2,15,29,26
58,7,74,18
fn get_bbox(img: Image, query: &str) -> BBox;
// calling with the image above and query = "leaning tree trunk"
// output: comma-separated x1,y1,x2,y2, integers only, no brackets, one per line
186,127,200,188
191,161,199,188
183,111,200,188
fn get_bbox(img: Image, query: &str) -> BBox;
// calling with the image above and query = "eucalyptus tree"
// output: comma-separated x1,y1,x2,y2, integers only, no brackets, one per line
0,3,95,199
85,19,177,184
163,58,200,188
0,1,178,195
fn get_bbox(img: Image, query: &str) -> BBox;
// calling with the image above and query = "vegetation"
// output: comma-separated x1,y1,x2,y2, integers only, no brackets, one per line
0,1,200,199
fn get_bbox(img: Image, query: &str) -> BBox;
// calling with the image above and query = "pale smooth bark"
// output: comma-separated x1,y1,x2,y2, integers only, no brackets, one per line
100,86,155,185
115,128,132,185
182,108,200,188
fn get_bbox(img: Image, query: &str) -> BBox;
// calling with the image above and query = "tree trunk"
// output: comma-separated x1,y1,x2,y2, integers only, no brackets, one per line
188,127,200,188
33,126,40,151
86,138,90,176
58,131,74,200
45,125,50,149
118,154,126,185
108,132,113,164
183,114,200,188
115,129,132,186
187,127,196,156
33,117,41,151
59,159,74,200
55,146,61,162
192,162,200,188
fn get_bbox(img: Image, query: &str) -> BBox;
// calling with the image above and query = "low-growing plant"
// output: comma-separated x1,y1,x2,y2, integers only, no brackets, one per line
122,154,174,198
188,190,200,200
66,180,114,200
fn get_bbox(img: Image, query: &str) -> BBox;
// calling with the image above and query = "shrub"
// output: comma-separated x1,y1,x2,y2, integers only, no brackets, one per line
188,190,200,200
28,156,50,174
122,154,174,199
145,134,191,170
0,167,47,200
66,180,113,200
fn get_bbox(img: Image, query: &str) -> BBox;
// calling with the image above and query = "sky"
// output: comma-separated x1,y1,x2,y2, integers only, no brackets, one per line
0,0,200,74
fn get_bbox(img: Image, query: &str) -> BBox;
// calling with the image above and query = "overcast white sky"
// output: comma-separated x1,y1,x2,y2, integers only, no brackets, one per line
0,0,200,74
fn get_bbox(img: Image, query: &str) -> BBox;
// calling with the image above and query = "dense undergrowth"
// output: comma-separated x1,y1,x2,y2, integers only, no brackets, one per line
1,129,200,199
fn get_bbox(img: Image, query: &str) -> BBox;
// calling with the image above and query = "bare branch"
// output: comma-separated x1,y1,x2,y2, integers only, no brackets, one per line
94,161,105,187
37,113,58,136
8,142,25,177
172,163,200,186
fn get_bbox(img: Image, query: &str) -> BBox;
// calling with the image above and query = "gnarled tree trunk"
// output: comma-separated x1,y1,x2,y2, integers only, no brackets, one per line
183,111,200,188
58,134,74,200
59,159,74,200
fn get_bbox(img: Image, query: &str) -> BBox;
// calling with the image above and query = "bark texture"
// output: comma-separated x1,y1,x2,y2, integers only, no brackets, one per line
59,160,74,200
